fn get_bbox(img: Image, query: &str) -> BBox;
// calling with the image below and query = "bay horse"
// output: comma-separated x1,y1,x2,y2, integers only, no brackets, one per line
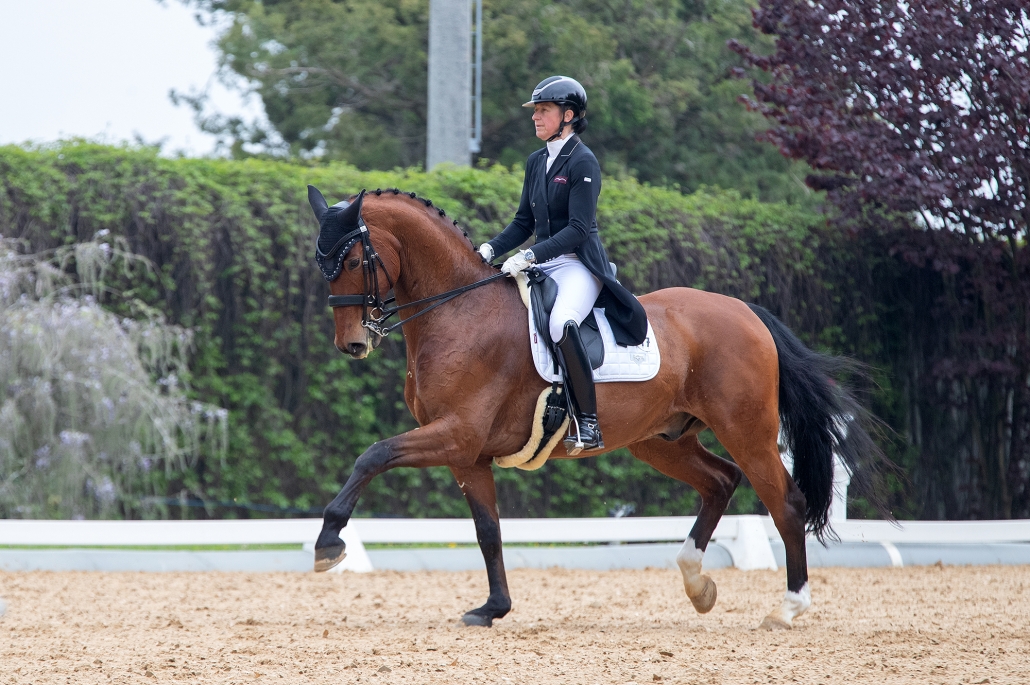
308,186,884,630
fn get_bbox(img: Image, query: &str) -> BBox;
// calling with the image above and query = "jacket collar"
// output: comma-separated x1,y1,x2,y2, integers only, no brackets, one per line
545,134,580,180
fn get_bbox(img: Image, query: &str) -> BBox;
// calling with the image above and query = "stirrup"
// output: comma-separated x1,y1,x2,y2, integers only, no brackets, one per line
565,424,586,457
564,414,603,456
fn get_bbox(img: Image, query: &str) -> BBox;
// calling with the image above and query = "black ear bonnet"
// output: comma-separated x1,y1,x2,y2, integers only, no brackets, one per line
312,188,366,281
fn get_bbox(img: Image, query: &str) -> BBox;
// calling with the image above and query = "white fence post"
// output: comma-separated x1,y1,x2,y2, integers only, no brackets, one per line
316,525,373,573
712,515,778,570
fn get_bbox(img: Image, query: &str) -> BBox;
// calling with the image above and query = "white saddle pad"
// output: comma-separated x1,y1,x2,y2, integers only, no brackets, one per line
527,300,661,383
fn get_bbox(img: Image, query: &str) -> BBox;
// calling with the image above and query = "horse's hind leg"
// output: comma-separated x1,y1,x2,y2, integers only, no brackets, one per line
630,435,742,614
713,421,811,630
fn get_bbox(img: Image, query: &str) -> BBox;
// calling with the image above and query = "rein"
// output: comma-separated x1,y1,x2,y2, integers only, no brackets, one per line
324,220,505,337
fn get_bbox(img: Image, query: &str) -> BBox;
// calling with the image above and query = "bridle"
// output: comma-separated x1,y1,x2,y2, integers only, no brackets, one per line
323,216,505,338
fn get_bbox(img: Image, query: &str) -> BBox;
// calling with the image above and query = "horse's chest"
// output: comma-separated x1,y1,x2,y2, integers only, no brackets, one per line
403,360,421,419
408,356,484,423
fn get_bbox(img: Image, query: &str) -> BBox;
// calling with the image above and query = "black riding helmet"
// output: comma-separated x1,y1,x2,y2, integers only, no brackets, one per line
523,76,588,140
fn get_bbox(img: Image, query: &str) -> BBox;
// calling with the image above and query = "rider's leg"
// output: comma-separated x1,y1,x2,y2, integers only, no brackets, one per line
539,255,603,454
556,320,604,454
542,255,602,343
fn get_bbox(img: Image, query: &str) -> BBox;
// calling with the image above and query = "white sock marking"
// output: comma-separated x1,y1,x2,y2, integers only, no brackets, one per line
675,537,708,597
766,582,811,626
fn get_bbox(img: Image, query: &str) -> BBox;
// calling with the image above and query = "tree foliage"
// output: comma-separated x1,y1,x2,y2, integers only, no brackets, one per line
731,0,1029,241
733,1,1030,517
177,0,814,202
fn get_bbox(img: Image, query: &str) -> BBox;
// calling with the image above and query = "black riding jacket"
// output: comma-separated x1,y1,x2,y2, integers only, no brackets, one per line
487,135,648,346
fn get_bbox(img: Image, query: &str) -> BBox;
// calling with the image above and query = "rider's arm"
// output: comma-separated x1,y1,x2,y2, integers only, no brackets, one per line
526,155,601,264
487,162,535,257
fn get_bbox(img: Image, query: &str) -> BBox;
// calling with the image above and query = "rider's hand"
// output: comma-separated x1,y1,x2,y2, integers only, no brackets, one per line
477,243,494,263
501,249,535,277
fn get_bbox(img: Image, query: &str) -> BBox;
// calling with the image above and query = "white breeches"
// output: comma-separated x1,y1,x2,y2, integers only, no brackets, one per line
538,254,602,342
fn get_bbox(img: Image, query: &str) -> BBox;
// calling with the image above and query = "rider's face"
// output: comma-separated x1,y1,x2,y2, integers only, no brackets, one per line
532,102,574,141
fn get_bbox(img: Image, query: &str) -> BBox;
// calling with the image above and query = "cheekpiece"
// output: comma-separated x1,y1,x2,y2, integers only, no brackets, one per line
315,191,366,281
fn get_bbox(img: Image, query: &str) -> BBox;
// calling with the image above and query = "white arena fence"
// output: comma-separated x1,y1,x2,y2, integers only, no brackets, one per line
3,516,1030,573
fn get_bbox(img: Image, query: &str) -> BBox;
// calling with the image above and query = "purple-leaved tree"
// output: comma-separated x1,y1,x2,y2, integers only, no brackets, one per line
732,1,1030,518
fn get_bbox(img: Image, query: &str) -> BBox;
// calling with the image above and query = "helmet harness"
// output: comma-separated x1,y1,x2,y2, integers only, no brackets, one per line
547,103,579,142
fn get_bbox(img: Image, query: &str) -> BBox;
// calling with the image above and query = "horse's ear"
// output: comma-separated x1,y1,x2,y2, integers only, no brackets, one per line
332,189,366,227
307,185,329,222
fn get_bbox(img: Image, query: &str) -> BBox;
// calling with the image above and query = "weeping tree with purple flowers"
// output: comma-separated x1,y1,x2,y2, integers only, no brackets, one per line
0,238,227,519
731,1,1030,517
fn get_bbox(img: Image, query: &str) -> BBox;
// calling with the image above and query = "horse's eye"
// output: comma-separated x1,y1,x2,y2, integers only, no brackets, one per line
347,258,361,271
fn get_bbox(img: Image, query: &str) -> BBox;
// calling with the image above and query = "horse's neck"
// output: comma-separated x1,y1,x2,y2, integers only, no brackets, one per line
372,201,519,351
380,208,488,306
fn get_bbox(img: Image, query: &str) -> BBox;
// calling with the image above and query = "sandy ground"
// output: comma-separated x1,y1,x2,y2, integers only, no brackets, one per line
1,565,1027,685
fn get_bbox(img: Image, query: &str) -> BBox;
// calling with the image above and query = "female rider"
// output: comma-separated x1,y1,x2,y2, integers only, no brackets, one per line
478,76,648,455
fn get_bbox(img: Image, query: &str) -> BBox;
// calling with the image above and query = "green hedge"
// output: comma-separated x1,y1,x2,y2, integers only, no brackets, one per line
1,142,842,519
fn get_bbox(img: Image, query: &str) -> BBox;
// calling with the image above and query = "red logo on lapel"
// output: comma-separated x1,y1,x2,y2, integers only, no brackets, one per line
553,176,568,184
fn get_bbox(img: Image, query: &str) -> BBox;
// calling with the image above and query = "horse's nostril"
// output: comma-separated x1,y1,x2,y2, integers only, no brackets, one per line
347,342,367,356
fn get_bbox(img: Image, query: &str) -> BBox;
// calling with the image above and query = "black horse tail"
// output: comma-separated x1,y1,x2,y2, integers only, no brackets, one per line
747,304,891,540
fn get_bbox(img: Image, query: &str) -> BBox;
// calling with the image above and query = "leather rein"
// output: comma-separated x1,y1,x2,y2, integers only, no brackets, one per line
325,219,505,337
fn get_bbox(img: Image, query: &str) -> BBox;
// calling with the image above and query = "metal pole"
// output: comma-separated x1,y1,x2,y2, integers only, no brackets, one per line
470,0,482,154
427,0,472,169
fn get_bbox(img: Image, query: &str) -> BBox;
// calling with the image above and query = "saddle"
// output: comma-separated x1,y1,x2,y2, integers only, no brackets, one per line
492,266,583,472
493,266,660,472
521,268,661,384
526,267,605,370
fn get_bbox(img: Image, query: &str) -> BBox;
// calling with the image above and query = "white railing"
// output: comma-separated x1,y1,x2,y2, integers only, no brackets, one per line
774,518,1030,544
3,516,1029,573
0,518,325,547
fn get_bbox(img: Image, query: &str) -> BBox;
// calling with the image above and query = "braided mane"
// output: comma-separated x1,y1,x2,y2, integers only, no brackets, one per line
369,188,476,250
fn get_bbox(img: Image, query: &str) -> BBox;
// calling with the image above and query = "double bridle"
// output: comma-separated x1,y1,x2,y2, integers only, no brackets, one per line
323,218,505,338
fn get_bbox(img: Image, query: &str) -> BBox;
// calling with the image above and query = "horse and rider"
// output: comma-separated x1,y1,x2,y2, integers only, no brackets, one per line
306,76,887,630
477,75,648,455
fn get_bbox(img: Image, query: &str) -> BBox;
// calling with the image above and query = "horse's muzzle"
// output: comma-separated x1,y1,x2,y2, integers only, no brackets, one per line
336,330,380,359
340,341,367,358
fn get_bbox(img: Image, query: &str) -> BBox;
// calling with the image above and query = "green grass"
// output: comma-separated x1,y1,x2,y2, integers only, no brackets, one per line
362,541,670,549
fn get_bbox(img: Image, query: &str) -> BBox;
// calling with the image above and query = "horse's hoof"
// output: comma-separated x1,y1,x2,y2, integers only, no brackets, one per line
461,612,493,628
313,543,347,573
759,614,792,631
688,575,718,614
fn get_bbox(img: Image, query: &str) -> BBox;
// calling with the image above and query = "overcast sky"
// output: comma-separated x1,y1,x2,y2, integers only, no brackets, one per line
0,0,262,156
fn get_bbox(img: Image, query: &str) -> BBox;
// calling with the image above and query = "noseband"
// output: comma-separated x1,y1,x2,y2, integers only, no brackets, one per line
324,219,505,338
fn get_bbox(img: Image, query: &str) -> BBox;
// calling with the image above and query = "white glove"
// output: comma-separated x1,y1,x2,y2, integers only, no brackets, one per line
501,249,535,277
477,242,494,263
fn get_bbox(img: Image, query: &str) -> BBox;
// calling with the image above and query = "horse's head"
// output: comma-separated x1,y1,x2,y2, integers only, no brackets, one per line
309,186,399,359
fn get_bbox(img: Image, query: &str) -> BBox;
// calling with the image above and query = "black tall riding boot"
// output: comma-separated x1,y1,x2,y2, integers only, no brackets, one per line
556,320,604,455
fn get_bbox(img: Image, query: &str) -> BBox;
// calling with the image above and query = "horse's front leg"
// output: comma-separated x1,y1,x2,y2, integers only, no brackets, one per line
314,418,482,571
451,458,510,627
